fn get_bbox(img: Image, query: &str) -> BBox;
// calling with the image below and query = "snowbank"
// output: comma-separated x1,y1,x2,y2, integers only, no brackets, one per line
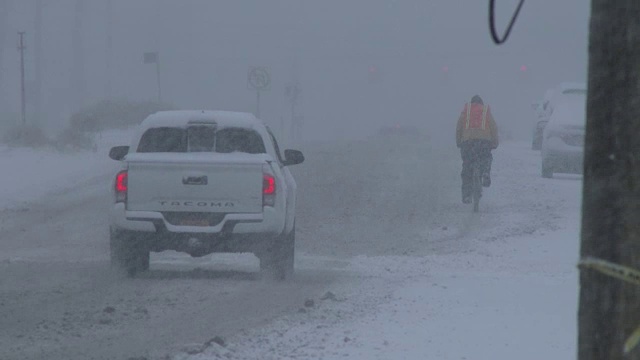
0,129,131,209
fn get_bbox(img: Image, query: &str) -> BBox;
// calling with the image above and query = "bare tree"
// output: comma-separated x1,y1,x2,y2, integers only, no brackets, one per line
579,1,640,359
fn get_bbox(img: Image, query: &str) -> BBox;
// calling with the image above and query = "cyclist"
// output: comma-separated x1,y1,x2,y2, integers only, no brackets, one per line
455,95,499,204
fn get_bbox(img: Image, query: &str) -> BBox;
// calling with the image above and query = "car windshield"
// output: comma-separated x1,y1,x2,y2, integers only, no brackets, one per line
137,126,266,154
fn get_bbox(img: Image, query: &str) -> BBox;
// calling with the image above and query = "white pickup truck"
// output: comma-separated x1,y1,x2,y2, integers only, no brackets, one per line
108,110,304,279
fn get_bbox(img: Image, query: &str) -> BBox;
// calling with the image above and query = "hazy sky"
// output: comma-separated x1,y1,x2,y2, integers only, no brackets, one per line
0,0,589,142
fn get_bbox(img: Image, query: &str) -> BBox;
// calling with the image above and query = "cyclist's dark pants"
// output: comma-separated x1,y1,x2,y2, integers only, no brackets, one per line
460,139,493,199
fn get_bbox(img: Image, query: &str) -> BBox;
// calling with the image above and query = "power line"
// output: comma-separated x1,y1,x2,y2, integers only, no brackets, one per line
489,0,525,45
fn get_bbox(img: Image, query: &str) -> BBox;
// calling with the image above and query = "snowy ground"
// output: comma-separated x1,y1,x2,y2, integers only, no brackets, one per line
176,140,582,360
0,130,581,360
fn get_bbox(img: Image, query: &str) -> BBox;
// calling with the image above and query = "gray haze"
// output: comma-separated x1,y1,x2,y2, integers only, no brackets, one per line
0,2,591,358
0,0,589,141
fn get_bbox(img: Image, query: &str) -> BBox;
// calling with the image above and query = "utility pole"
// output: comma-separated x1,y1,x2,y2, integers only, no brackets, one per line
34,0,43,127
17,31,26,126
256,89,260,118
578,1,640,359
280,115,285,139
72,0,86,108
0,0,9,116
156,58,162,103
285,82,301,142
144,52,162,103
105,0,113,98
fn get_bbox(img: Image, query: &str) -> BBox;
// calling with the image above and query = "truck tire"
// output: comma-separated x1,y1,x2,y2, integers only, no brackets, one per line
532,135,542,150
110,229,150,277
541,159,553,179
260,225,295,281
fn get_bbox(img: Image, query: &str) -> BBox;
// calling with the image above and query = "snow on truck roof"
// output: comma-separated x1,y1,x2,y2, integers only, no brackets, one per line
140,110,263,129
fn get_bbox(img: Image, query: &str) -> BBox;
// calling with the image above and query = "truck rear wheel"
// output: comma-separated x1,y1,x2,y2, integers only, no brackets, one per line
110,229,150,277
259,225,295,281
541,159,554,178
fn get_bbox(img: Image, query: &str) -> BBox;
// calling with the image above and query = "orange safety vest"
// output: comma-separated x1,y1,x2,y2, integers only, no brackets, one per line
464,103,488,130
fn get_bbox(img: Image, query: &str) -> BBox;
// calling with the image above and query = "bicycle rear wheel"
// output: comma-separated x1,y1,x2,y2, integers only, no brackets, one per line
473,193,480,212
472,166,482,212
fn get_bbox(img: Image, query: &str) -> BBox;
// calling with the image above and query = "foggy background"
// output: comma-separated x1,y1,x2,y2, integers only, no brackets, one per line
0,0,588,142
0,2,592,358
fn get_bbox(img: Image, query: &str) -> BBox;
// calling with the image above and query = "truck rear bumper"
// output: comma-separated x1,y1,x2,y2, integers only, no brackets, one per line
109,203,284,235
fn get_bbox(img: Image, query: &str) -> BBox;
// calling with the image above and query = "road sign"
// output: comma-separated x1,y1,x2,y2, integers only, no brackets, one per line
143,52,158,64
247,67,271,91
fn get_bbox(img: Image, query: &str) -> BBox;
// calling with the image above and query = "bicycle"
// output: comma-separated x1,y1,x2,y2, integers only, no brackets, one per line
471,161,483,213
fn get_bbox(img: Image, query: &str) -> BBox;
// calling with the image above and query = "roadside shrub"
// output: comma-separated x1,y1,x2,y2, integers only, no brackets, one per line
69,99,174,132
54,126,96,152
2,125,50,148
54,98,173,152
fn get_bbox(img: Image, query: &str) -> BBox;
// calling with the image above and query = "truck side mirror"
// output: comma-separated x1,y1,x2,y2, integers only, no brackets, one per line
109,146,129,161
283,149,304,166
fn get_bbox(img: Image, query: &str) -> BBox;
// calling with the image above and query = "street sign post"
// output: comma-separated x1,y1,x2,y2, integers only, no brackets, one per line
285,83,301,142
143,51,161,103
247,67,270,118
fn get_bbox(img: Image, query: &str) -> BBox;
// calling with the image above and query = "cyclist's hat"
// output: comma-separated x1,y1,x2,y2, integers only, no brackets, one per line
471,95,483,105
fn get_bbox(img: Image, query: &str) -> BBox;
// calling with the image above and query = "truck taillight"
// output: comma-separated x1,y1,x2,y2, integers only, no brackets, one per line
115,170,128,203
263,174,276,207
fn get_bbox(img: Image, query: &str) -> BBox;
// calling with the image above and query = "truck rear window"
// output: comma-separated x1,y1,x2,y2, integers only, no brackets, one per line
137,126,266,154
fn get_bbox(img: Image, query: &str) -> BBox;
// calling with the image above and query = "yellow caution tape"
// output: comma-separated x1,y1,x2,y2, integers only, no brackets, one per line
578,257,640,354
578,257,640,286
625,325,640,354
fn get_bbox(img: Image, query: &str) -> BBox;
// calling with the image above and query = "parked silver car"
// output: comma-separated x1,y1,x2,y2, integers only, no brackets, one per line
541,89,586,178
533,83,586,151
531,100,548,150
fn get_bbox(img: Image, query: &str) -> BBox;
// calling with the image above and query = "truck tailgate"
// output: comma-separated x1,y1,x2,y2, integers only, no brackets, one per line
125,153,266,214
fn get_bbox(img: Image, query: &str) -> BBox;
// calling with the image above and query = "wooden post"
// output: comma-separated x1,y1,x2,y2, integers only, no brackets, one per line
579,2,640,359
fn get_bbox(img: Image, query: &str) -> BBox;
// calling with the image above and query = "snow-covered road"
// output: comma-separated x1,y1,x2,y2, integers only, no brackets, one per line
177,139,581,359
0,132,581,359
